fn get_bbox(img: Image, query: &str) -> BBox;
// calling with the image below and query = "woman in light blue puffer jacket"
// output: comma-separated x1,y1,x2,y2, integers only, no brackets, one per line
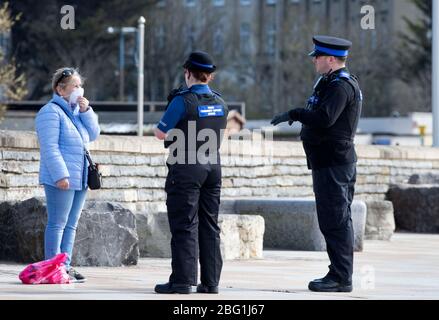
35,67,100,283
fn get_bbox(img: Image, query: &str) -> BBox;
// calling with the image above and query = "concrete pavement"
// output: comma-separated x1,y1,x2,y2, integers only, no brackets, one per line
0,233,438,300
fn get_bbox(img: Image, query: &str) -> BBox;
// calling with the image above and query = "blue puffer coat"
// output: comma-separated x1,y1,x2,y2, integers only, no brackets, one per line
35,94,100,190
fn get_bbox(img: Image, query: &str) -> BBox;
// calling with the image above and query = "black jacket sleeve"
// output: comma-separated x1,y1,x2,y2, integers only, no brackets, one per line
289,81,350,128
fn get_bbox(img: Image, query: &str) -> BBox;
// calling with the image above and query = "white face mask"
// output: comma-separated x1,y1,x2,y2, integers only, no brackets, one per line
68,87,84,105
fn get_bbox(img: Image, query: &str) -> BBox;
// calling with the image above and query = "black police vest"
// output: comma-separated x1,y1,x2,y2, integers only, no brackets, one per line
164,89,228,160
301,71,362,143
300,70,363,169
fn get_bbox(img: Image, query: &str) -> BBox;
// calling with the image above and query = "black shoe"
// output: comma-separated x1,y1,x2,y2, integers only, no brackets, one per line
311,275,335,284
308,278,352,293
154,282,192,294
196,284,219,294
67,267,87,283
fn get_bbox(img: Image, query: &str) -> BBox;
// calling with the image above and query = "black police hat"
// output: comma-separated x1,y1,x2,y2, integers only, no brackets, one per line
309,35,352,57
183,51,216,73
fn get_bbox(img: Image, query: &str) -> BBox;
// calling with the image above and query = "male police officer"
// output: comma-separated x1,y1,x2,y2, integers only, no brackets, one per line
153,51,228,294
271,36,363,292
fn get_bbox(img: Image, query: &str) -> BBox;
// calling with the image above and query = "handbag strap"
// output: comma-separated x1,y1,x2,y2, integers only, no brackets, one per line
51,100,95,166
84,149,96,167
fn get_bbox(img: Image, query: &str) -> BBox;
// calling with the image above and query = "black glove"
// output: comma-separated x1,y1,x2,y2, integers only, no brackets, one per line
271,112,291,126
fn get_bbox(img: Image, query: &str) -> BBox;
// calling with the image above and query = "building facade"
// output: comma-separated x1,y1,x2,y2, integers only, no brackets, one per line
0,29,11,103
145,0,421,118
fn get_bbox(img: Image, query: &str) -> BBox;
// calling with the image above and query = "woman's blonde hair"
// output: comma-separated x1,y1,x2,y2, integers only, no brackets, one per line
52,67,84,93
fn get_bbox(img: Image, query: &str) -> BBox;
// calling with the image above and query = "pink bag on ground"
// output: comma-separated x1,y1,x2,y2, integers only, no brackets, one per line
19,253,71,285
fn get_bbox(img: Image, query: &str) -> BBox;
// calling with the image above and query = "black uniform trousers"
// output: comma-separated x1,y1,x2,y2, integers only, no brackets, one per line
165,160,223,286
311,162,356,284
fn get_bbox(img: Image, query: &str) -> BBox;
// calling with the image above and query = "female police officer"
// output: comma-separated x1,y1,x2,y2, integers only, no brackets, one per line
153,51,228,294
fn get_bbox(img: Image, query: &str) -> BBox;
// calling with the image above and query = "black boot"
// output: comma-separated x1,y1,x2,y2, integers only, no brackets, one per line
196,283,219,294
154,282,192,294
308,277,353,293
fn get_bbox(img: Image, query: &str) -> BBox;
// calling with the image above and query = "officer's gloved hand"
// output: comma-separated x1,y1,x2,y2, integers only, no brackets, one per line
271,112,291,126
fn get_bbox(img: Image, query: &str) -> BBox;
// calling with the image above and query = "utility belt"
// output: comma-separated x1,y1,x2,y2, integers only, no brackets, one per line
166,149,221,166
301,133,354,146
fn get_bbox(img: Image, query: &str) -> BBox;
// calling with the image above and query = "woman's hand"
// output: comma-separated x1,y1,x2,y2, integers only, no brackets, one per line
77,96,90,113
56,178,70,190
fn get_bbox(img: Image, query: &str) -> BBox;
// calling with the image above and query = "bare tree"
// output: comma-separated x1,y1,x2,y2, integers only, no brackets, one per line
0,2,27,122
9,0,158,100
144,1,216,101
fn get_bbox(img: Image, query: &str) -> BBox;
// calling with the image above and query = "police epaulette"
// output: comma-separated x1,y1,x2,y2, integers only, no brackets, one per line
350,74,359,81
174,89,191,96
211,90,222,97
339,72,350,79
166,87,191,107
330,72,351,84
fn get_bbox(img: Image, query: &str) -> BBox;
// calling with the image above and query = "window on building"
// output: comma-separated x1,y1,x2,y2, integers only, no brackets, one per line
156,26,166,50
240,23,252,55
0,32,10,57
266,0,277,5
241,0,251,5
359,30,366,49
213,0,225,6
213,26,224,55
185,0,196,7
186,26,197,52
371,30,377,49
156,76,165,99
266,24,276,56
313,20,320,33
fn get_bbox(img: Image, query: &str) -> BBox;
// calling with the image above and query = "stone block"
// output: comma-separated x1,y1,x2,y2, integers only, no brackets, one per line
73,201,139,266
408,173,439,185
234,199,366,252
219,214,264,260
0,198,139,266
136,211,172,258
136,211,264,260
1,150,40,161
387,184,439,233
364,200,395,240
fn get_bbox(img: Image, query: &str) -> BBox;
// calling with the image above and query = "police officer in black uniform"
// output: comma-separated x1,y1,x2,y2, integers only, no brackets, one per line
154,51,228,294
271,36,363,292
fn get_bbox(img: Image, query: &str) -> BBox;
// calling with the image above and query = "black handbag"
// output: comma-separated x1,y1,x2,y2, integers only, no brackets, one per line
52,101,102,190
84,149,102,190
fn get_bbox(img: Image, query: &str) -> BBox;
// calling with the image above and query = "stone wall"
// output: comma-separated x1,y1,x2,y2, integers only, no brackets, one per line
2,130,439,213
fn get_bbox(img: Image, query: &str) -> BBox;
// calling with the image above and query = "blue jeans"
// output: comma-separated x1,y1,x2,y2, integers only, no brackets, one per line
44,184,88,269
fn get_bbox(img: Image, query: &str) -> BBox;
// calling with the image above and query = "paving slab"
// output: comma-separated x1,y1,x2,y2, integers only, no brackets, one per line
0,233,438,300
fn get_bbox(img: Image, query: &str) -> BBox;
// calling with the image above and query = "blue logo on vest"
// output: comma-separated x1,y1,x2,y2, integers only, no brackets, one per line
308,96,319,105
198,105,225,118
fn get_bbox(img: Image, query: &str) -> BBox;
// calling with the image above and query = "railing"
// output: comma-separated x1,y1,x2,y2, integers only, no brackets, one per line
4,100,246,120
